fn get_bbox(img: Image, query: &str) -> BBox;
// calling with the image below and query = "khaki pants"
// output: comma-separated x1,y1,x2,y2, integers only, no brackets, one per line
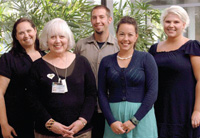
35,130,91,138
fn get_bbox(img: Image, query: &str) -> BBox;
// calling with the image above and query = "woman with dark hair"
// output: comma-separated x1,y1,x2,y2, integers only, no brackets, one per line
0,18,44,138
98,16,158,138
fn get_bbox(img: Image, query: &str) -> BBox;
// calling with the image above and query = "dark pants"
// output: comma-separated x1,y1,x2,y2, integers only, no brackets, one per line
91,112,105,138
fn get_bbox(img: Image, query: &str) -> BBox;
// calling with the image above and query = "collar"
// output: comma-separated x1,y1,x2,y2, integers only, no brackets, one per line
86,33,116,45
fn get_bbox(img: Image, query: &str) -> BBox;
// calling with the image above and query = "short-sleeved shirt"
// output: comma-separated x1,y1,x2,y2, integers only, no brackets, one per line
0,51,44,137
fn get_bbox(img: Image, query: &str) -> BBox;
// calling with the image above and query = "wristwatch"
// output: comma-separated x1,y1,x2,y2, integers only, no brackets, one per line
129,116,139,126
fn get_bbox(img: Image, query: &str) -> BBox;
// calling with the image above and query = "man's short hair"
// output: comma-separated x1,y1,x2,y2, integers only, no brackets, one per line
91,5,111,17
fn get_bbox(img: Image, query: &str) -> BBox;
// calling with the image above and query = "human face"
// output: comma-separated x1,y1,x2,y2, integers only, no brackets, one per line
16,21,37,49
116,23,138,52
47,34,68,54
163,13,185,38
91,8,112,34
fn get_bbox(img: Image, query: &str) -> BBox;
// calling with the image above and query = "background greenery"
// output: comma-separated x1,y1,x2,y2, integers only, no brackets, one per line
0,0,163,55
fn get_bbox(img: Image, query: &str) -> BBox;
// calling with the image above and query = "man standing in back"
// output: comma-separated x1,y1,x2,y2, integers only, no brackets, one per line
74,5,119,138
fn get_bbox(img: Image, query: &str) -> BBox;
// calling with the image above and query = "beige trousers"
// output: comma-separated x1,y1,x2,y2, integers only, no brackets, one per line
35,130,91,138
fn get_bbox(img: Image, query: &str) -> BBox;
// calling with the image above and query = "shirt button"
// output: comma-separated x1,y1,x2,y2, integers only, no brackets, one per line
25,88,27,91
122,90,126,93
122,97,126,101
121,76,124,80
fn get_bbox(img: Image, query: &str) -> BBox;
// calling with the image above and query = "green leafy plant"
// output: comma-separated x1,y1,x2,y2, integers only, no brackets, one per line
0,0,94,53
0,0,163,55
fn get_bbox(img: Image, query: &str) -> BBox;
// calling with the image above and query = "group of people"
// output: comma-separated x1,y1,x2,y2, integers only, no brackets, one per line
0,4,199,138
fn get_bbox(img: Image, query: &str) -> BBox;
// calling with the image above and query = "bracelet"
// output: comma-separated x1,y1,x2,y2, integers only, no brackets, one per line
129,116,139,126
78,119,86,126
45,118,55,131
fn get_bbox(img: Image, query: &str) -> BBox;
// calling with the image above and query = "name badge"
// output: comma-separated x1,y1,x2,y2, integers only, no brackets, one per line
52,79,68,93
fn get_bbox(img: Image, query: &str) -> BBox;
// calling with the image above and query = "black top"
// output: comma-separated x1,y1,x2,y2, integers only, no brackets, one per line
0,51,45,138
98,51,158,125
27,55,97,136
149,40,200,138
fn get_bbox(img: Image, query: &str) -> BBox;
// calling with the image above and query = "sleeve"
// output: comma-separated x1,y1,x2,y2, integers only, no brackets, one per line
148,43,157,55
79,57,97,122
0,53,12,79
134,53,158,121
98,57,116,125
26,63,51,125
184,40,200,56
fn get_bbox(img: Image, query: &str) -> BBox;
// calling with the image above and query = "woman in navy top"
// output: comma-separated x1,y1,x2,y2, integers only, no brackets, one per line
98,16,158,138
149,5,200,138
0,18,44,138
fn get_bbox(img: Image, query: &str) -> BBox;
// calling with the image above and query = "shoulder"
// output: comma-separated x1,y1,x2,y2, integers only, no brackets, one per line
135,50,155,62
181,40,200,56
32,58,44,68
135,50,149,57
0,51,17,63
75,54,90,65
107,34,119,48
0,52,13,59
77,35,94,46
149,43,159,54
101,53,117,64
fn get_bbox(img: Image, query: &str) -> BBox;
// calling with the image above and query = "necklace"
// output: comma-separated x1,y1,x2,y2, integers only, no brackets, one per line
117,54,132,60
54,65,67,83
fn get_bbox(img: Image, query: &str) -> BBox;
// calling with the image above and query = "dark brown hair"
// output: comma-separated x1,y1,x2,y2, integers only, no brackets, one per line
91,5,111,17
10,17,40,55
116,16,138,34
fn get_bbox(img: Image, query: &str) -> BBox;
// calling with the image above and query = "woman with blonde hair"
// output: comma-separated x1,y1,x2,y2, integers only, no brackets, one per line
149,5,200,138
27,18,97,138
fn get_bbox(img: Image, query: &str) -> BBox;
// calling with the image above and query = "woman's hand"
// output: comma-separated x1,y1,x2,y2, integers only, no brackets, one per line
65,118,86,136
1,123,17,138
50,121,74,138
122,120,135,133
110,121,125,135
191,110,200,128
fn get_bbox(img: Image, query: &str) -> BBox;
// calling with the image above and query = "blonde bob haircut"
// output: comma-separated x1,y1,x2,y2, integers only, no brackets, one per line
161,5,190,32
40,18,75,51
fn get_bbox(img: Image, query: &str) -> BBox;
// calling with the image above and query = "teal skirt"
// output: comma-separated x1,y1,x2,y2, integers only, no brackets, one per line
104,101,158,138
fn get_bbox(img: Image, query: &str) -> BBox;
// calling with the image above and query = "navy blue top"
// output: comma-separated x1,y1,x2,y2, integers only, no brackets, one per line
149,40,200,138
27,55,97,136
98,50,158,125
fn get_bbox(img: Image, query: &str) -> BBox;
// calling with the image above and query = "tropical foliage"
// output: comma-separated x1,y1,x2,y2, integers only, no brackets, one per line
113,0,163,51
0,0,162,54
0,0,94,52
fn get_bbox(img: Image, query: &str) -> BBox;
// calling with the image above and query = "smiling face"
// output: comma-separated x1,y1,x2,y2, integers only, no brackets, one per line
116,23,138,52
164,13,186,38
15,21,37,49
91,8,112,35
47,30,69,55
